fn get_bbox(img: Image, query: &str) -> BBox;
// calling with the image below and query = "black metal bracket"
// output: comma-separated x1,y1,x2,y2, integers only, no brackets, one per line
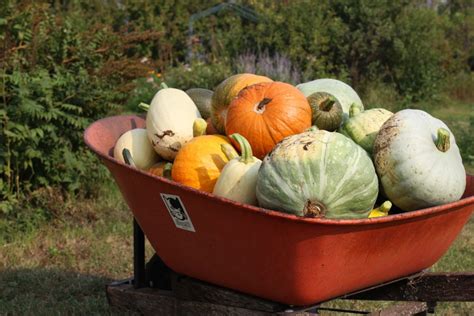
133,218,146,288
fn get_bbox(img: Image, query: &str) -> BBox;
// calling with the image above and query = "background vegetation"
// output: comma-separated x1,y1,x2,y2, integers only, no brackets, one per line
0,0,473,314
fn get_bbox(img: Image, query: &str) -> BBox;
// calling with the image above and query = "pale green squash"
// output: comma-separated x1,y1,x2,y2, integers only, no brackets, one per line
374,109,466,212
256,130,378,219
339,104,393,155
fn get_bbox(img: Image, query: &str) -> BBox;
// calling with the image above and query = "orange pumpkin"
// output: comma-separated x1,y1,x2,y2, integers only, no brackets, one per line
225,82,312,159
205,117,219,135
171,135,237,192
147,162,172,179
211,73,273,134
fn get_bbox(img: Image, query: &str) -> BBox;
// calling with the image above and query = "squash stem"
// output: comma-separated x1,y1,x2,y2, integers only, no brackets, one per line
138,102,150,112
320,96,336,111
122,148,136,168
349,103,363,118
163,162,173,180
160,82,169,89
436,128,450,152
369,200,392,218
304,200,326,217
221,144,239,160
378,201,392,214
230,133,255,164
193,118,207,137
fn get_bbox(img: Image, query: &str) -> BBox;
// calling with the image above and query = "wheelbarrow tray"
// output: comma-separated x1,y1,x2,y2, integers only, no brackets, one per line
84,114,474,306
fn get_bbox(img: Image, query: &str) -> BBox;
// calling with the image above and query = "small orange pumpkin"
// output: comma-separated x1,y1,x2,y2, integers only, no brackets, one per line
205,117,219,135
147,162,172,179
211,73,273,134
225,82,312,159
171,135,238,192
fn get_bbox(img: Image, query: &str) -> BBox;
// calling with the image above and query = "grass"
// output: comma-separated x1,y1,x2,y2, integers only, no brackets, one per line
0,92,472,314
0,183,147,315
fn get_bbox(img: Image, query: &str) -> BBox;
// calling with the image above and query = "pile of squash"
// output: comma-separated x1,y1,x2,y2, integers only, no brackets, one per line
114,74,466,220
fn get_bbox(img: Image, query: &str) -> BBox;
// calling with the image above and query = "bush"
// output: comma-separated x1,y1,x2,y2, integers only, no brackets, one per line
0,2,158,211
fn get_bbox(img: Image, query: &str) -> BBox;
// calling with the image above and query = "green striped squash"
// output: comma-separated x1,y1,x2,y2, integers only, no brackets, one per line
256,130,378,219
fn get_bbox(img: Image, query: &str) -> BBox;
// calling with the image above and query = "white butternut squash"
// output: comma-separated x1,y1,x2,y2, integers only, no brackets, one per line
113,128,159,170
213,134,262,205
141,84,201,161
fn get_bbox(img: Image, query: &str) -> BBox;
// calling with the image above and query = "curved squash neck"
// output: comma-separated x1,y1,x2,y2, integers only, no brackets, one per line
349,103,363,117
221,144,239,160
230,133,255,164
193,118,207,137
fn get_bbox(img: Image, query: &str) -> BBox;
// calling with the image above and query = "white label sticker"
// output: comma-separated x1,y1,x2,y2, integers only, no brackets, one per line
160,193,195,232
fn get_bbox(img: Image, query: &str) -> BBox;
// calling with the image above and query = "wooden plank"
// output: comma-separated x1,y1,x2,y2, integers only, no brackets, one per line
175,299,271,316
144,255,287,313
344,272,474,302
107,271,474,315
106,282,318,315
172,274,287,313
369,302,428,316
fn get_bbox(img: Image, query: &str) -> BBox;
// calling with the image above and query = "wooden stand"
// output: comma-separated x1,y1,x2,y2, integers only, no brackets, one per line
107,269,474,315
106,220,474,315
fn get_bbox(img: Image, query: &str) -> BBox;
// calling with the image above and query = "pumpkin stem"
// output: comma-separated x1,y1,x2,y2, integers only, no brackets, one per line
304,200,326,218
435,128,450,152
221,144,239,160
193,118,207,137
306,126,319,132
230,133,255,164
163,162,173,180
138,102,150,112
122,148,136,168
160,82,169,89
349,103,363,118
320,96,336,111
255,98,272,113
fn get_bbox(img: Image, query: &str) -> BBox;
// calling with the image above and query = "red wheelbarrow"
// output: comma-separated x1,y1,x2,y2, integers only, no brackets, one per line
84,114,474,312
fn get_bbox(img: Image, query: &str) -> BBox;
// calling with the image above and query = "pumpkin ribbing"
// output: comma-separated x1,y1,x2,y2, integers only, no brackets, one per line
211,73,273,134
171,135,236,192
230,133,255,164
226,81,312,159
